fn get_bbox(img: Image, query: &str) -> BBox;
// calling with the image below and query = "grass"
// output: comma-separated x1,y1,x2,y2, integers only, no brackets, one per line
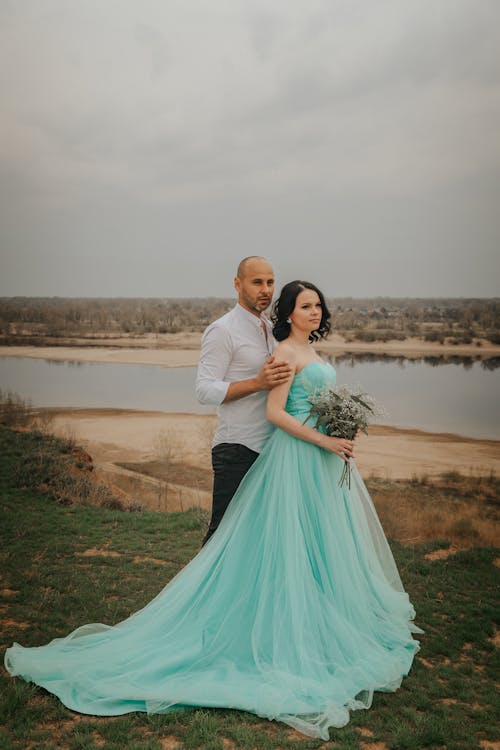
117,460,500,548
0,426,499,750
1,422,141,512
118,460,214,493
366,472,500,548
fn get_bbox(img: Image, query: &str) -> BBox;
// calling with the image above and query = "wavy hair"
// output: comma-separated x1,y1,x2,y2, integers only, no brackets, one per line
271,280,331,342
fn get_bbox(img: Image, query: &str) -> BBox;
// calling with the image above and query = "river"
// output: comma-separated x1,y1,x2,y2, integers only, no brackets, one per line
1,354,499,439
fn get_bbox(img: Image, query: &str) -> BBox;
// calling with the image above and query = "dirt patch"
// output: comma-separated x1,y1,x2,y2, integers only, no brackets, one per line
133,556,169,566
479,742,500,750
358,727,375,737
160,736,184,750
424,546,461,561
32,716,86,750
286,729,311,741
1,588,19,597
0,619,30,629
488,626,500,648
419,658,434,669
360,743,388,750
76,548,122,558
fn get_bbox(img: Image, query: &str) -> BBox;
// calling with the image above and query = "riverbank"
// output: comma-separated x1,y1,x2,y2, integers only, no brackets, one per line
2,343,498,507
1,332,499,367
48,408,500,515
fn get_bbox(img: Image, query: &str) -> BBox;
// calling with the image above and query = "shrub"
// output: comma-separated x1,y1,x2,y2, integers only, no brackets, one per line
0,389,33,427
452,517,480,541
424,330,445,344
353,330,377,342
5,427,130,511
486,332,500,345
440,470,462,483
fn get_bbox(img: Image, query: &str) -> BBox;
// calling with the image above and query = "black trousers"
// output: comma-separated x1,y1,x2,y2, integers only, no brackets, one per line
202,442,259,546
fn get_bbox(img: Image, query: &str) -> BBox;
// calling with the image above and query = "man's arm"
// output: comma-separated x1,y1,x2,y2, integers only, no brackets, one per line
224,356,292,402
195,324,232,405
195,324,292,406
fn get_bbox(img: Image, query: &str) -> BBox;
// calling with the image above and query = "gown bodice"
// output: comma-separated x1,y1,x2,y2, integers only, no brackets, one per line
285,360,336,419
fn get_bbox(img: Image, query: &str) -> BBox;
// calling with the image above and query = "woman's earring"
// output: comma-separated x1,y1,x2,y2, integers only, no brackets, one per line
286,318,291,324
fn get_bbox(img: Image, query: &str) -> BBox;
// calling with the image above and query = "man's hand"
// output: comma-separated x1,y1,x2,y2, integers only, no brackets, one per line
255,355,293,391
222,356,293,402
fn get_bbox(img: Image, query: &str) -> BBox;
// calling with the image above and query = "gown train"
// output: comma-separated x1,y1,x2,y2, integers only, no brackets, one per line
4,362,421,740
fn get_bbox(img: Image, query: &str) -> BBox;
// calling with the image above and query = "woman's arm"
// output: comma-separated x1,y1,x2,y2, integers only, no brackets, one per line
266,348,355,460
196,326,292,405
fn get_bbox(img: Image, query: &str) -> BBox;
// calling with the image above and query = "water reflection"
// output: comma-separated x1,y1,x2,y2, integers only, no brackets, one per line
47,359,87,368
0,354,499,439
318,351,500,370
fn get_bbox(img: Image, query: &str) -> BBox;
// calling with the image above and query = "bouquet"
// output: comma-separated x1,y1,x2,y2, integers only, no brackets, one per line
305,385,384,488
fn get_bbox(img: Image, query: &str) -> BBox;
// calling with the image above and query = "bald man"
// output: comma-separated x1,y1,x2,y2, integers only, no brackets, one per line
196,257,291,544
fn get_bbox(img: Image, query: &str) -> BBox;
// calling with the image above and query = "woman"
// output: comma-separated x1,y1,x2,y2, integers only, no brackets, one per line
4,281,421,740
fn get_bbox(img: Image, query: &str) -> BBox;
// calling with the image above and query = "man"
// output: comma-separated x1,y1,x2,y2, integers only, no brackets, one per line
196,256,292,544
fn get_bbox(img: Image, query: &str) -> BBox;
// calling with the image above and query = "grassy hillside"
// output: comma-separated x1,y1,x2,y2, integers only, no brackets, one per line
0,427,498,750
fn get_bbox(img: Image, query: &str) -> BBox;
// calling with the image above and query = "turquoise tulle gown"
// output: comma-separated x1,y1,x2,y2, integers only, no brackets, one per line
4,362,421,740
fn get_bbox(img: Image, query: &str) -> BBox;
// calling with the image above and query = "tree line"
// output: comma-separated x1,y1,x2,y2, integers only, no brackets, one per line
0,296,499,345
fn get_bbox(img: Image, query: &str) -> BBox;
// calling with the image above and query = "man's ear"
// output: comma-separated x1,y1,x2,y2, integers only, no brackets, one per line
234,276,241,294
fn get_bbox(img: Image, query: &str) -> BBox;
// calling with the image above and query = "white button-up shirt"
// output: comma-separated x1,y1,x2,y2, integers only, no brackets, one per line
195,303,276,452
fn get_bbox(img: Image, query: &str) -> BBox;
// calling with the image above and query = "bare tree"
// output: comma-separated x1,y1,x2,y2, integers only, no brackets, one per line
154,429,186,510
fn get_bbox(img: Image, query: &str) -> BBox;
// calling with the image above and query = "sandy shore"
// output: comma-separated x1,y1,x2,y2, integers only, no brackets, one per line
0,345,201,368
1,333,499,367
3,342,498,509
49,408,500,513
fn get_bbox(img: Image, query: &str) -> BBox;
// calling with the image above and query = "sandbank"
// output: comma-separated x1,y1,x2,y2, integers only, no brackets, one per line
49,408,500,513
0,346,200,368
3,341,498,510
1,333,499,368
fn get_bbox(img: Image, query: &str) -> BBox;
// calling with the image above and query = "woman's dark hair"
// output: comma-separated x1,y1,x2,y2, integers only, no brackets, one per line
271,280,331,342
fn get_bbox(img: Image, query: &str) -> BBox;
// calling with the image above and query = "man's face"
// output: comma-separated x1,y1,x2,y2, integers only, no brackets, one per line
235,260,275,316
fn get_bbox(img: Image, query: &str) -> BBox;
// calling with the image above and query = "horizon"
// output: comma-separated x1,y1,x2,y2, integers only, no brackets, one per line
1,294,499,303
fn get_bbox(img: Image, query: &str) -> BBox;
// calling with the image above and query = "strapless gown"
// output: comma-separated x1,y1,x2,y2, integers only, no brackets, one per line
4,362,421,740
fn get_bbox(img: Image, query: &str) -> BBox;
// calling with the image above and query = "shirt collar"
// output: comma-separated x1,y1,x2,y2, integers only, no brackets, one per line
235,303,270,329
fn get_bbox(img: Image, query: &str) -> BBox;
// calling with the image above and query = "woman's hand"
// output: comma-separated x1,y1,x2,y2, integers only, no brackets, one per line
323,437,355,461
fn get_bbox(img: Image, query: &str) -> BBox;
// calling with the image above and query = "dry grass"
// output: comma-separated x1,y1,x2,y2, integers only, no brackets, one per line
3,385,497,550
368,471,499,548
115,457,500,550
118,459,213,493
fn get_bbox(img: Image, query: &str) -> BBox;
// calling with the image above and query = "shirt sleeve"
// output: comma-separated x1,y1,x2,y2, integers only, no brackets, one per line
195,323,232,405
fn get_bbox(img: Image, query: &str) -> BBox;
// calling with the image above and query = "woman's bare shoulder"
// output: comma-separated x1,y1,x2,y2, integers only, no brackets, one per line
274,342,298,364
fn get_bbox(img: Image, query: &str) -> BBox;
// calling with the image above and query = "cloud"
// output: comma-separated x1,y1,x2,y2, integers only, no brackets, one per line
134,23,170,79
0,0,499,295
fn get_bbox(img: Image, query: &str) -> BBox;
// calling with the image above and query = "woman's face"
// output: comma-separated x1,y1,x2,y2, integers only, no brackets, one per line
289,289,323,334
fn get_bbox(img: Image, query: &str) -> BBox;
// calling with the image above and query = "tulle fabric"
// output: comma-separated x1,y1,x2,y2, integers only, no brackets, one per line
4,362,421,740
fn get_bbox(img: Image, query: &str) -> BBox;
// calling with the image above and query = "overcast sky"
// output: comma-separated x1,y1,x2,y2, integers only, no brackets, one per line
1,0,499,298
